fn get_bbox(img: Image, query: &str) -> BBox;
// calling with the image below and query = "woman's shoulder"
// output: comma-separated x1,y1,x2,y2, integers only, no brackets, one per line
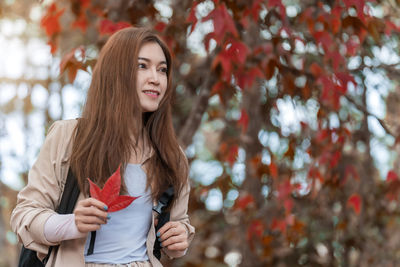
49,119,78,130
38,119,80,166
46,119,78,137
44,119,79,158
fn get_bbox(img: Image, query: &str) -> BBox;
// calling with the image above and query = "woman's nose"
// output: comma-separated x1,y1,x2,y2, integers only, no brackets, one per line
148,67,160,85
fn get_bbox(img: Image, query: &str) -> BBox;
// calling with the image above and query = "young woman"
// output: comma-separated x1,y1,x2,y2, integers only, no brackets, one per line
11,27,195,267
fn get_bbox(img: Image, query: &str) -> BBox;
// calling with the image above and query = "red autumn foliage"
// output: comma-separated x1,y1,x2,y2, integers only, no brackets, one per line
186,1,200,34
40,3,65,54
271,218,287,233
347,193,362,215
235,67,264,89
247,219,264,244
344,165,360,182
33,0,400,266
40,3,65,37
72,12,88,32
99,19,131,36
234,194,255,211
237,109,249,133
87,165,140,212
59,46,86,83
386,170,398,183
269,161,278,179
202,3,238,44
212,39,249,81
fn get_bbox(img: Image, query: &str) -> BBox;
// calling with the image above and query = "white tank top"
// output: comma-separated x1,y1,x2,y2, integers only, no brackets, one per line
84,164,153,264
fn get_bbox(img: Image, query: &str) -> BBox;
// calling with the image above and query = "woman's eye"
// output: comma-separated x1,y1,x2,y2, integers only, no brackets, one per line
138,63,146,69
159,67,168,73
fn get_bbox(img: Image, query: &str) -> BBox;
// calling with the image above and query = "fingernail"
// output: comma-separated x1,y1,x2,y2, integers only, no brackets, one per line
104,205,108,211
107,215,111,220
160,243,163,247
158,237,161,242
156,232,160,237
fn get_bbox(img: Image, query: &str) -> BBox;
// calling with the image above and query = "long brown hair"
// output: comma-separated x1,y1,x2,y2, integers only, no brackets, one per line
70,27,188,205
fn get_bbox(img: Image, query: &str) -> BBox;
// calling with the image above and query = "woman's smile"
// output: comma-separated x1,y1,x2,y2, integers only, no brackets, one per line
142,89,160,98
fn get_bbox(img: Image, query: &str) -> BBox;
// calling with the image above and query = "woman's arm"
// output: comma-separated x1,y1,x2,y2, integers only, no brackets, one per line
44,197,108,243
10,121,71,257
44,214,86,242
10,120,110,258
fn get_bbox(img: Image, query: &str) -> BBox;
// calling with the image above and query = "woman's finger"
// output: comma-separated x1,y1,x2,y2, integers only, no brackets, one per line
76,214,106,225
78,206,108,220
78,198,108,211
158,221,183,237
158,221,187,247
165,241,189,251
75,222,102,233
161,234,186,247
74,198,108,221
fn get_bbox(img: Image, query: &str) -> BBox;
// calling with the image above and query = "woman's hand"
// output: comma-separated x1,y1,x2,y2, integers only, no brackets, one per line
157,221,189,254
74,198,109,233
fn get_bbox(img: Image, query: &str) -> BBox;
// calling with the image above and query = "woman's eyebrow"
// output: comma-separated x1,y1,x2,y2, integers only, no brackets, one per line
138,57,167,65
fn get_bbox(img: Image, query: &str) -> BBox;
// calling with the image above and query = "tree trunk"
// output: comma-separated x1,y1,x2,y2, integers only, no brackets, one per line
239,82,264,267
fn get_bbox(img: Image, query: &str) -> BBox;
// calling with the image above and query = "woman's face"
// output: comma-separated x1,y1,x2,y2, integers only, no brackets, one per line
136,42,168,113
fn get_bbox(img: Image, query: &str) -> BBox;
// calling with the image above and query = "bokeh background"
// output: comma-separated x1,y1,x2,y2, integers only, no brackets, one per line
1,0,400,266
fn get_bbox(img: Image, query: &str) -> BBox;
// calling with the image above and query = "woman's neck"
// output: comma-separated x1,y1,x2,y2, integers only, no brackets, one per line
128,131,151,165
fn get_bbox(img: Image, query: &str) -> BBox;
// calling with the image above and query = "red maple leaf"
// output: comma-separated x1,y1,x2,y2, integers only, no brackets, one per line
250,0,263,22
40,3,65,37
202,3,238,44
154,22,167,33
247,219,264,241
310,62,323,77
186,1,200,34
234,194,255,211
347,193,362,215
99,19,131,36
320,76,341,110
345,37,360,56
87,165,140,212
271,218,286,233
269,161,278,179
330,151,341,168
277,180,292,201
387,170,398,182
212,40,249,81
59,46,86,83
335,72,356,91
210,81,225,96
236,67,264,89
313,31,334,52
227,145,239,166
343,0,366,23
79,0,91,8
47,38,58,55
72,12,89,32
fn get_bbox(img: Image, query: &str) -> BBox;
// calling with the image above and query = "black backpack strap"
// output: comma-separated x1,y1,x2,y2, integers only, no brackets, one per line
153,186,174,260
86,231,96,255
43,167,80,264
57,168,81,214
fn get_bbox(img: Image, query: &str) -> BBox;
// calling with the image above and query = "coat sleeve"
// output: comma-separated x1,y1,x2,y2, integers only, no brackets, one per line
10,121,68,257
162,151,195,258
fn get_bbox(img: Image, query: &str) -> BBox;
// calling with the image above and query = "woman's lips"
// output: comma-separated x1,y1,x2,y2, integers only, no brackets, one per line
143,90,159,98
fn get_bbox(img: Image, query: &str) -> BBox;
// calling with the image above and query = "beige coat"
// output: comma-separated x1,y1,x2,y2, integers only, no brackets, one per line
10,119,195,267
